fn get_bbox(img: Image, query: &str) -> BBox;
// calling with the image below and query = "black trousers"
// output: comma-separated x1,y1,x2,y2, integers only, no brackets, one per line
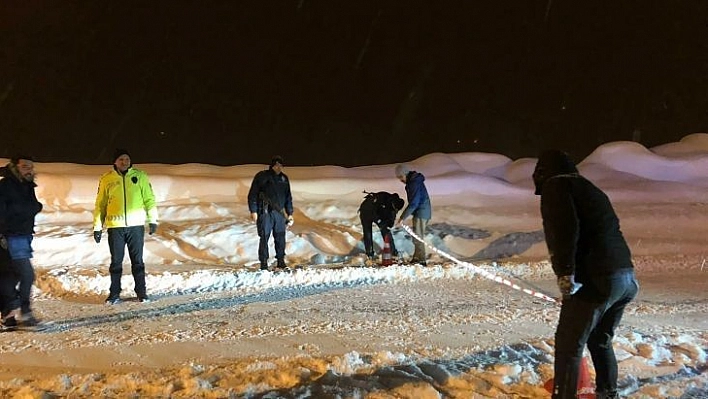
257,211,287,266
0,267,19,316
3,235,35,314
553,269,638,399
360,215,397,258
0,246,20,316
7,259,33,314
107,226,147,297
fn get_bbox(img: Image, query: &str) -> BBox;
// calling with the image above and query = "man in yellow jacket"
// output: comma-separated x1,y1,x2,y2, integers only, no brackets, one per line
93,149,158,304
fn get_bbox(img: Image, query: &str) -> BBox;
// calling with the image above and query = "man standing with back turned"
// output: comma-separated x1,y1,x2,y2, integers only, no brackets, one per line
93,149,158,304
248,156,294,271
533,149,638,399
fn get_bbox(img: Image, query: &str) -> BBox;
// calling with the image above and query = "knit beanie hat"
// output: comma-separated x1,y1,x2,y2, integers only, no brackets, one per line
270,155,284,167
113,148,131,163
10,155,34,165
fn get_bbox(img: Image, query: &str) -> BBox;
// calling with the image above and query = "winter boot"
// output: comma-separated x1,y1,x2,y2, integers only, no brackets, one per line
2,315,17,328
105,295,122,305
21,312,39,326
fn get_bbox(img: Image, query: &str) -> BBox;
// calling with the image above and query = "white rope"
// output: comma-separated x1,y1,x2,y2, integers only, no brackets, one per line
401,224,558,304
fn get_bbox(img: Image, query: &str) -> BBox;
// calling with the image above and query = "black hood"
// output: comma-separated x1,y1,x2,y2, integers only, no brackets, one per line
533,150,578,195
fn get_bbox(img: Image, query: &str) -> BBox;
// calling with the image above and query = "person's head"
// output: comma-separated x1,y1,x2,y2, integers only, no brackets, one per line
392,193,405,210
532,149,578,195
270,155,284,175
113,148,132,173
394,164,410,183
11,155,35,182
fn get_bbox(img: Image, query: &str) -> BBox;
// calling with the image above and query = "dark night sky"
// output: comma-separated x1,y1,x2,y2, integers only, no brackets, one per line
1,1,707,166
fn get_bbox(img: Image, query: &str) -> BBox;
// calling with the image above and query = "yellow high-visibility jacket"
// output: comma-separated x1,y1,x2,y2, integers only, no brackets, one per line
93,167,158,230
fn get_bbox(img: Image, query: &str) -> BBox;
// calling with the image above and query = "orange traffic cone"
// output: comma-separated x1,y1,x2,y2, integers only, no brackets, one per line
544,357,595,398
381,234,393,266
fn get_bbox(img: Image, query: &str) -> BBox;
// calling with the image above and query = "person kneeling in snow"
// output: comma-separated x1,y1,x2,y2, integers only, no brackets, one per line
358,191,404,260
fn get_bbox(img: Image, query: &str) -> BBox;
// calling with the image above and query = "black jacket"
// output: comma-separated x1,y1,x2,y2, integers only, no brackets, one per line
534,150,633,281
358,191,405,227
247,168,293,216
0,164,43,236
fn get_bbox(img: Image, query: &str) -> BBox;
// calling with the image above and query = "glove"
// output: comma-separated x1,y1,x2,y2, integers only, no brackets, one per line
149,223,157,235
93,230,102,243
557,274,583,296
287,215,294,227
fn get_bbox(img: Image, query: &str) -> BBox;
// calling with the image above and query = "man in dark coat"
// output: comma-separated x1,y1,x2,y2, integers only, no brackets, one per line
358,191,405,260
0,156,43,327
395,164,432,265
533,149,638,399
248,156,294,270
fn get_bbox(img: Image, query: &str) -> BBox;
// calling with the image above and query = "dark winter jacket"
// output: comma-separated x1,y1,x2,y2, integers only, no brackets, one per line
533,150,633,281
400,171,431,220
248,168,293,216
0,164,43,236
359,192,405,228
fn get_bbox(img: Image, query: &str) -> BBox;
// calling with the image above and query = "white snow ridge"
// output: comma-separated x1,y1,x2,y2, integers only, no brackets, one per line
1,135,707,398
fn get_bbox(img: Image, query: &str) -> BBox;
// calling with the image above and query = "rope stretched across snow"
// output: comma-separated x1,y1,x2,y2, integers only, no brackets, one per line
400,224,558,304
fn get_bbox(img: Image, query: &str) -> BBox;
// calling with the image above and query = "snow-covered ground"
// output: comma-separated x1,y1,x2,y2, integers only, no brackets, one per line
1,134,707,398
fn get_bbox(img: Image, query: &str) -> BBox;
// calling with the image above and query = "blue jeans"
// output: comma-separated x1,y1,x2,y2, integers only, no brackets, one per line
6,235,33,260
553,269,639,399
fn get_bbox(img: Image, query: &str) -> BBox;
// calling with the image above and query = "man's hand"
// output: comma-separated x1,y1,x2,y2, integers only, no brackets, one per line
287,215,294,227
0,234,7,250
149,223,157,235
557,274,583,296
251,212,258,223
93,230,102,243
